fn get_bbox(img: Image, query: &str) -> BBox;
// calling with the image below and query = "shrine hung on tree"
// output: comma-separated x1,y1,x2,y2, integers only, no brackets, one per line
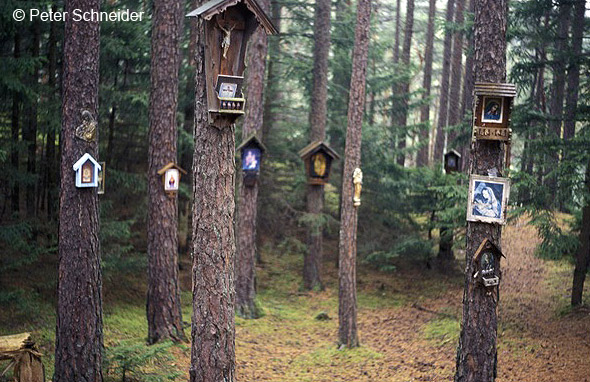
187,0,277,127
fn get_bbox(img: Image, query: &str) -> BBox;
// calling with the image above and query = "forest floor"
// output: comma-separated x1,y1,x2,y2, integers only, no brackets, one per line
1,216,589,381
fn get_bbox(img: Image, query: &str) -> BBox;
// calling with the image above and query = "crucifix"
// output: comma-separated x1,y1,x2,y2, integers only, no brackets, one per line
218,21,236,59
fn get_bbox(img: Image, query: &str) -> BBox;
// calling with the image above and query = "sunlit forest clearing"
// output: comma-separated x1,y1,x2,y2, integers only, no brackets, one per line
1,218,588,381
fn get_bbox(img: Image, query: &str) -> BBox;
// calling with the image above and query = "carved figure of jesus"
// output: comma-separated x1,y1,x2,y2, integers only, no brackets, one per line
219,23,235,59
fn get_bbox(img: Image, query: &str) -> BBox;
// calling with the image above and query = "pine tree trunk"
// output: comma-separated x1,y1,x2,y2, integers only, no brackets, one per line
146,0,186,345
434,0,456,164
189,11,236,382
236,0,269,317
396,0,414,167
447,0,465,144
417,0,436,167
547,0,571,201
338,0,371,349
454,0,507,381
304,0,332,291
571,160,590,306
180,0,199,259
563,0,584,141
54,0,103,379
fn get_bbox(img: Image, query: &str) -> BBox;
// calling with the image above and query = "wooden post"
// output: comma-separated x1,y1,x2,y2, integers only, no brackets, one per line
0,333,45,382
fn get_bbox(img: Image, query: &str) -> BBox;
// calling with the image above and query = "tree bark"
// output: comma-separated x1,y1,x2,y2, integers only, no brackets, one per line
571,159,590,306
396,0,414,167
434,0,456,164
236,0,270,317
304,0,332,291
417,0,436,167
189,10,236,382
338,0,371,349
54,0,103,379
563,0,584,141
454,0,507,381
146,0,186,345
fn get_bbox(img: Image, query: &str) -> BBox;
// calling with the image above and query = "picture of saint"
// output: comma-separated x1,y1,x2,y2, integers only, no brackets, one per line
311,153,327,177
480,252,495,275
82,162,93,183
472,181,503,219
481,97,503,123
242,148,260,171
218,82,237,98
164,169,180,191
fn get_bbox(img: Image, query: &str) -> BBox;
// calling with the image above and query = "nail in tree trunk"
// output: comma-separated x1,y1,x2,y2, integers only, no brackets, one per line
189,11,236,382
146,0,186,345
454,0,507,381
304,0,332,291
417,0,436,167
54,0,103,379
338,0,371,349
572,158,590,306
236,0,269,318
434,0,456,164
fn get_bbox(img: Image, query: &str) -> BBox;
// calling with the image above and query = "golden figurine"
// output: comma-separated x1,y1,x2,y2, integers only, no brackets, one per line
353,168,362,207
75,110,97,142
312,153,327,177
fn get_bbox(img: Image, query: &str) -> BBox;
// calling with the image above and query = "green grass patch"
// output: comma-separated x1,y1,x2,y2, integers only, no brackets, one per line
423,316,460,345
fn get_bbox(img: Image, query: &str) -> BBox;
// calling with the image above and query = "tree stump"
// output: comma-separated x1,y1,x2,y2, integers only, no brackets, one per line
0,333,45,382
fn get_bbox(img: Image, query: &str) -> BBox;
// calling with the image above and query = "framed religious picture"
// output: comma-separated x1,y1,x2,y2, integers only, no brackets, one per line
215,75,243,98
164,168,180,192
242,147,261,172
481,96,503,123
467,175,510,225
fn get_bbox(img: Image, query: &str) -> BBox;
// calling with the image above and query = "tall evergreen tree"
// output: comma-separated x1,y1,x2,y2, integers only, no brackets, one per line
396,0,414,167
338,0,372,349
418,0,436,167
236,0,270,317
146,0,186,344
454,0,508,380
434,0,456,163
303,0,332,291
54,0,103,379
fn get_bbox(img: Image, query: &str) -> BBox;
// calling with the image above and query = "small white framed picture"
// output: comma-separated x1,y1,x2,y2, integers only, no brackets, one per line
164,168,180,191
467,175,510,225
218,82,237,98
481,96,504,123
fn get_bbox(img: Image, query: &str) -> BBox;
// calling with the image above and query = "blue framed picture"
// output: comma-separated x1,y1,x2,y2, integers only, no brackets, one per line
242,148,261,171
467,175,510,224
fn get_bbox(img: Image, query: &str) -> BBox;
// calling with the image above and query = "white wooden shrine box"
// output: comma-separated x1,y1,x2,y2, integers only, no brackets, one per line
157,162,187,197
73,153,101,188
